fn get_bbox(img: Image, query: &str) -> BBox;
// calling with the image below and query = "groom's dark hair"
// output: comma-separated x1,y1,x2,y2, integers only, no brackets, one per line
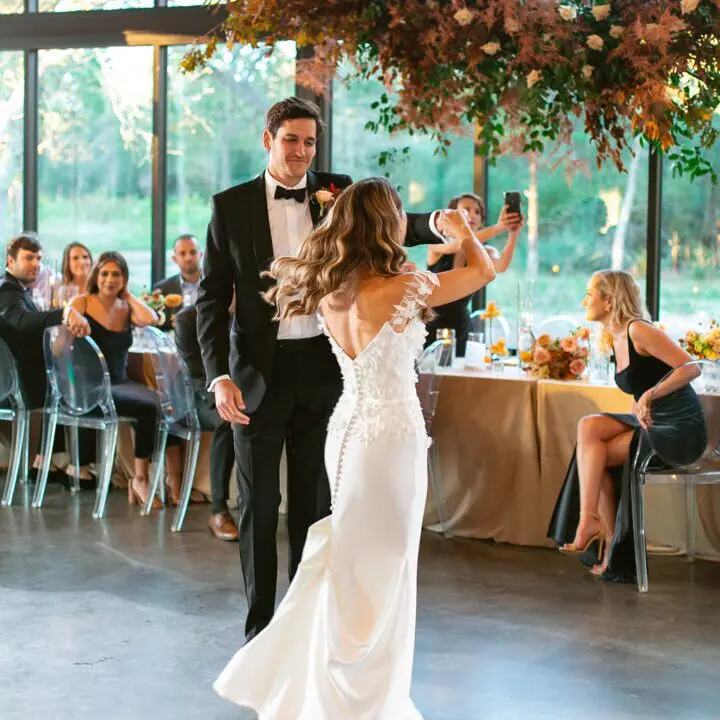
266,97,325,138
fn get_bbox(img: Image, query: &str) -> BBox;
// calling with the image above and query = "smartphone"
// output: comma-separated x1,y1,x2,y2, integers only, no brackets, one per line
504,191,522,216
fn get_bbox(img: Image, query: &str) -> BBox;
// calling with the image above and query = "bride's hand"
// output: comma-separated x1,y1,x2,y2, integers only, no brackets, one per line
438,209,473,240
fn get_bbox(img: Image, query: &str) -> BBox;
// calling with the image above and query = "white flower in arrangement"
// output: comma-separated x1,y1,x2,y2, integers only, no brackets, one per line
680,0,700,14
481,42,501,56
558,5,577,21
582,64,594,79
591,4,611,21
454,8,474,26
609,24,625,39
527,70,543,89
587,34,605,50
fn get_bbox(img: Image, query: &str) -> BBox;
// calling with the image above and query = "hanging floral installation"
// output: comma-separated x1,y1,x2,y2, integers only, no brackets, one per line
182,1,720,181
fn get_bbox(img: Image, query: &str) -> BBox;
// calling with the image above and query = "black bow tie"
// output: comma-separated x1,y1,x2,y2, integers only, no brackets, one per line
274,185,306,203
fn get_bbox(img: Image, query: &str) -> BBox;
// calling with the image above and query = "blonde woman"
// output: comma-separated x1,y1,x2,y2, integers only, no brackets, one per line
425,192,521,355
548,270,706,581
214,178,502,717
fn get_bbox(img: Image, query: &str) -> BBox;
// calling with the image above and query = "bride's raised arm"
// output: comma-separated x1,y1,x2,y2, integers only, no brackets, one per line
426,209,522,308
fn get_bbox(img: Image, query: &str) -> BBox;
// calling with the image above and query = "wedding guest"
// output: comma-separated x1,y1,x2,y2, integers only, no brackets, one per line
56,242,96,481
425,193,521,355
0,233,91,477
67,251,182,509
548,270,707,582
154,233,202,303
60,242,93,295
173,304,238,541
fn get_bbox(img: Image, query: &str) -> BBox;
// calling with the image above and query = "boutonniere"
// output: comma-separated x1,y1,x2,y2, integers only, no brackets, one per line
311,183,343,214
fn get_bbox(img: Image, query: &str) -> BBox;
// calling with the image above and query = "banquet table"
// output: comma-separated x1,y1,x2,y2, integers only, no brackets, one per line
424,364,720,560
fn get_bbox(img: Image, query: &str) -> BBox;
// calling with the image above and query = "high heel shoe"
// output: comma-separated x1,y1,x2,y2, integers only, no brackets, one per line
128,477,163,510
559,511,606,556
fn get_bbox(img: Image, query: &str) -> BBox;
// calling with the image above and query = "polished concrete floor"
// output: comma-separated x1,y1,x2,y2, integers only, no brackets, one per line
1,485,719,720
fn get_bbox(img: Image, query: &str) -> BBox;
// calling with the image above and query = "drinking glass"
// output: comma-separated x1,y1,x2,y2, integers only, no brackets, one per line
435,328,456,367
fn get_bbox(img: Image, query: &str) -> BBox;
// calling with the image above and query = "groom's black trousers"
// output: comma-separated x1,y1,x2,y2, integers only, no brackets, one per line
233,335,342,641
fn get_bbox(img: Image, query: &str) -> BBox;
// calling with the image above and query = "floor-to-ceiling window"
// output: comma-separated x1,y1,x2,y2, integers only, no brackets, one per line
331,64,474,267
487,128,649,341
660,130,720,340
38,46,153,289
0,51,23,239
165,41,295,265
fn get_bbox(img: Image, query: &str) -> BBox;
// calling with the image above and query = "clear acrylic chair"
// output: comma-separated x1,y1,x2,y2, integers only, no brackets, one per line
631,359,720,592
417,340,454,538
141,326,202,532
469,310,511,346
536,315,578,339
31,327,122,518
0,337,30,507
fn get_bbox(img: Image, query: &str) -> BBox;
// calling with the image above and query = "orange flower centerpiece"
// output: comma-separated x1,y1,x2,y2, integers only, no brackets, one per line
522,328,591,380
680,320,720,361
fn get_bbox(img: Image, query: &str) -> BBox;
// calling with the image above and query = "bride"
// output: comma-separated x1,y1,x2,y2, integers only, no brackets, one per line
214,177,517,718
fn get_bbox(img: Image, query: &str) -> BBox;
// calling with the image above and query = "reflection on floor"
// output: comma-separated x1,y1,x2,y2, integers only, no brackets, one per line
1,486,719,720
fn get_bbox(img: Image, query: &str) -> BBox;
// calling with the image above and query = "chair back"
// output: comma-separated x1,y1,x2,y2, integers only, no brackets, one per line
536,315,578,340
0,337,24,408
643,359,720,472
417,341,453,433
43,327,113,415
142,326,197,427
469,311,511,345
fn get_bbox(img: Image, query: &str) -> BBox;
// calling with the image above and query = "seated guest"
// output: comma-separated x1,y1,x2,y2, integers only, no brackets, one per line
173,305,238,541
0,233,91,476
55,241,97,482
68,251,182,509
548,270,707,581
154,233,202,303
425,194,521,355
60,242,93,295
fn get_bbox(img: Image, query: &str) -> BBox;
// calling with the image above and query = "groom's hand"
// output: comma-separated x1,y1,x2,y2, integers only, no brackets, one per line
214,379,250,425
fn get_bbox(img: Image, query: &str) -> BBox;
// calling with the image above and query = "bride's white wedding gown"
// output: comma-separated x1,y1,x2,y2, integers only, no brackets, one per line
214,271,439,719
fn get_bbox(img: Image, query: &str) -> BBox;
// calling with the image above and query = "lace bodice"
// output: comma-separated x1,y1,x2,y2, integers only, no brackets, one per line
322,271,439,448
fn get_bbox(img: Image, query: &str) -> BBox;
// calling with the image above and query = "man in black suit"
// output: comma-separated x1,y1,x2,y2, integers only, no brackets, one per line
196,97,449,641
0,233,90,409
153,234,202,300
174,305,238,541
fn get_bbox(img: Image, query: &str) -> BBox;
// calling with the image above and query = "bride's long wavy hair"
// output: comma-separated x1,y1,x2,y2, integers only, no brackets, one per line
264,177,410,319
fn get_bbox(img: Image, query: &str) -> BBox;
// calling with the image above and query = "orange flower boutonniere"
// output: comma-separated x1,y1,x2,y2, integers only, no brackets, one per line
311,182,343,214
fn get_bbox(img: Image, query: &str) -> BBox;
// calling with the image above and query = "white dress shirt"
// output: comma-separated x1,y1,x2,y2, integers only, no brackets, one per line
263,169,323,340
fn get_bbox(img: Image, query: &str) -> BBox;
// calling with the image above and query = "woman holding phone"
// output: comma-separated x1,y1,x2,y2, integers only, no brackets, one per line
425,192,522,355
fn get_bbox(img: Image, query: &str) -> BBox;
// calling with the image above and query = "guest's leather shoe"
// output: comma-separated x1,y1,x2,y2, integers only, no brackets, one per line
208,512,239,541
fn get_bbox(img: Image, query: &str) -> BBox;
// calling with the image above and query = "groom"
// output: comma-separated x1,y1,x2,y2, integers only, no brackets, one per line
197,96,448,641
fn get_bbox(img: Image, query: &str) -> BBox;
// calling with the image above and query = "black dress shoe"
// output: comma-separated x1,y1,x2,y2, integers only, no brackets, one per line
28,468,70,489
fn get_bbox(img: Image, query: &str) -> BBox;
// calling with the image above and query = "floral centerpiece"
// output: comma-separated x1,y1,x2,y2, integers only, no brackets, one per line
521,327,590,380
140,289,184,329
680,320,720,361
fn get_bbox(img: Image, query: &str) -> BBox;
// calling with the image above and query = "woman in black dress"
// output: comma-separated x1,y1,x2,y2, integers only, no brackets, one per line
548,270,707,582
68,252,181,509
425,193,520,356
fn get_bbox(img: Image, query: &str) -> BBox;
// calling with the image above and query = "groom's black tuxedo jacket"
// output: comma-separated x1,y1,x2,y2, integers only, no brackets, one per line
196,170,443,413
